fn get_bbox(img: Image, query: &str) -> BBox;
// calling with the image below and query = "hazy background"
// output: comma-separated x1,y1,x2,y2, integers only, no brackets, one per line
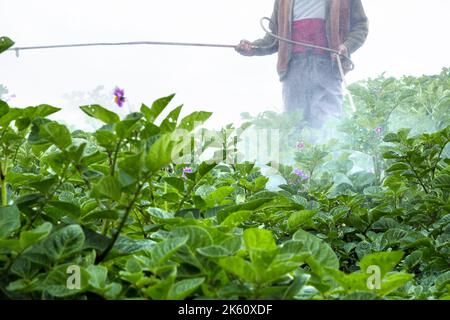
1,0,449,129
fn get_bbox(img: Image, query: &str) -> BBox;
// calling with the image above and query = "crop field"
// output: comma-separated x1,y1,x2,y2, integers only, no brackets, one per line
0,37,449,301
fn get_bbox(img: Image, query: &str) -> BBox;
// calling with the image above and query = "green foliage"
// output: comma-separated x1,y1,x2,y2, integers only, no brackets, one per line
0,70,449,300
0,37,14,55
80,105,120,125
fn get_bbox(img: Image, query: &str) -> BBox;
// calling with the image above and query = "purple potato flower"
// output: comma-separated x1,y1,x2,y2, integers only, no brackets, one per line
114,87,126,107
182,167,193,178
296,141,305,150
183,167,193,174
375,127,382,135
293,168,309,180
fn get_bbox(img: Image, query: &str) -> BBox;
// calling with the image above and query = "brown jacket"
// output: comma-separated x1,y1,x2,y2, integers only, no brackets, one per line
252,0,369,80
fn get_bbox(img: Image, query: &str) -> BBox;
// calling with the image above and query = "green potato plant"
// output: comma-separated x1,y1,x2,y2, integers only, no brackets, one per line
0,38,449,300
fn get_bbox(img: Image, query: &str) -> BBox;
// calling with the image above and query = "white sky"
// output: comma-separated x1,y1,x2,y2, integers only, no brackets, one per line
1,0,449,129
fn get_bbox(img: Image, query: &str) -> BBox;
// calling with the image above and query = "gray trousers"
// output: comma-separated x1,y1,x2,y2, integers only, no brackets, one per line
282,53,343,128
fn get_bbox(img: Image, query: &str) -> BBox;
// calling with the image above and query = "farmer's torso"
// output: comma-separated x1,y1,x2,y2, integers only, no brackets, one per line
292,0,329,54
274,0,356,80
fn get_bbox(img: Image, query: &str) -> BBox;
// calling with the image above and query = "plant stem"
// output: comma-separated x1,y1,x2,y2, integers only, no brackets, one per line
111,139,123,176
101,220,110,236
177,182,195,213
164,182,168,211
148,176,156,207
0,157,8,206
95,180,146,264
133,208,147,238
406,159,429,194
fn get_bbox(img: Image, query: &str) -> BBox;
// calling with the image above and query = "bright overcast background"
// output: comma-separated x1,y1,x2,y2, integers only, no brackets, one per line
1,0,449,129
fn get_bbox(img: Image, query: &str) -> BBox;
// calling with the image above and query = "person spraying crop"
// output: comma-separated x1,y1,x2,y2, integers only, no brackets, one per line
236,0,369,129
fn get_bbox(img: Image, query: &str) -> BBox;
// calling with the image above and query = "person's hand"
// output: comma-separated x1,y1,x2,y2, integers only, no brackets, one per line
337,44,352,73
235,40,253,56
338,44,348,57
